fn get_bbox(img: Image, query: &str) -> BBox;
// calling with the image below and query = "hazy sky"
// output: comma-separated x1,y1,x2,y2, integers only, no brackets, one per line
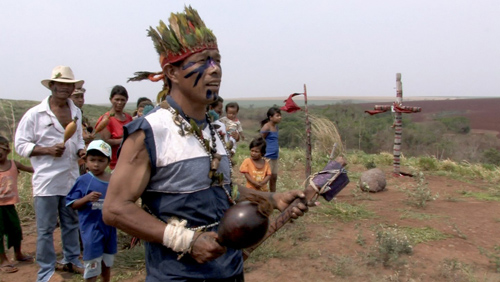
1,1,499,105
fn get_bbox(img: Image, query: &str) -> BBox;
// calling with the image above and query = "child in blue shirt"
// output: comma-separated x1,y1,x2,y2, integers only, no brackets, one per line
66,140,116,282
260,106,282,193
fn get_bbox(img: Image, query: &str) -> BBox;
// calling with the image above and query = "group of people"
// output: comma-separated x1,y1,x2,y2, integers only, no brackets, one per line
208,98,283,193
1,6,309,282
5,65,125,282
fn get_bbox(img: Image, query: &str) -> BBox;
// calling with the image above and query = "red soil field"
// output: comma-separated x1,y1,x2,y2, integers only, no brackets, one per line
359,98,500,138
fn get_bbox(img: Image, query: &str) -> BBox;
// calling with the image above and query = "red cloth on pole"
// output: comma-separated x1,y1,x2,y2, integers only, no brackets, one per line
281,93,303,113
365,109,389,115
393,104,421,113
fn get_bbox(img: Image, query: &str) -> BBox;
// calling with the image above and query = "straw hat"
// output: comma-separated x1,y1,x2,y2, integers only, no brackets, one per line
41,66,84,89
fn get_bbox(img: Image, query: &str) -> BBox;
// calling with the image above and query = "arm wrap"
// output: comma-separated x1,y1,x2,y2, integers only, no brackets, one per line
162,217,195,253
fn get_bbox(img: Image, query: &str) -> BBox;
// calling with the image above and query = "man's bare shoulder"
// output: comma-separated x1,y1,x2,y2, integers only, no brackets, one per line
123,130,147,151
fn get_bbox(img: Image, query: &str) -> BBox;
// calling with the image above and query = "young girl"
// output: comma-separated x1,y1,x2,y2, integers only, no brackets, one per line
0,136,34,274
260,107,282,192
66,140,117,282
239,137,272,192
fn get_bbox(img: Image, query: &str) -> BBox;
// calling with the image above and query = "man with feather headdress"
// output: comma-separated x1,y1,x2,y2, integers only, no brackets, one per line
103,6,308,281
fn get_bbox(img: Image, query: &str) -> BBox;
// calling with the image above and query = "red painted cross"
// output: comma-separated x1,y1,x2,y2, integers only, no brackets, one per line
365,73,422,176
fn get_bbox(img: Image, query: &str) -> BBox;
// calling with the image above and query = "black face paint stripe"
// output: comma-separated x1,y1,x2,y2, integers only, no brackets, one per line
183,57,216,87
206,90,218,101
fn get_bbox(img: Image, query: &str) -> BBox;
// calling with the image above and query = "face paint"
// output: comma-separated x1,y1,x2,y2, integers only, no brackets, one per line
207,90,218,101
183,57,219,101
183,57,217,87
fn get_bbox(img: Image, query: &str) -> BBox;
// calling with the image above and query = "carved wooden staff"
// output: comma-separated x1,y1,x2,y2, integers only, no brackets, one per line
304,84,312,178
242,155,349,260
365,73,422,176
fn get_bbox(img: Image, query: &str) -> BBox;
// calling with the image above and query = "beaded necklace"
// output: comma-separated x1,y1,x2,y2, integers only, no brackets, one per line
160,100,236,204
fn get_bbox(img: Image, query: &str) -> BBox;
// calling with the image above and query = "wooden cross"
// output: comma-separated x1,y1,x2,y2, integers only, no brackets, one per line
366,73,422,176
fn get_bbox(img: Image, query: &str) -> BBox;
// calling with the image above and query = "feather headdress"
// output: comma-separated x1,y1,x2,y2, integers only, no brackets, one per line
128,6,218,103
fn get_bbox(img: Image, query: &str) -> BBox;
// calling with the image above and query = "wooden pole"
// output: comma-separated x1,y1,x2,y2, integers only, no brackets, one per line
393,73,403,175
304,84,312,179
367,73,422,176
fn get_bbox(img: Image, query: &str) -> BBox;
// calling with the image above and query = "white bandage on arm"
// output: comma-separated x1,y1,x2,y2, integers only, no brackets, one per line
162,217,195,253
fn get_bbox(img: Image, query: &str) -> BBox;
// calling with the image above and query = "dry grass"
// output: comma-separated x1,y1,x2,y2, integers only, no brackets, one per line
309,114,345,159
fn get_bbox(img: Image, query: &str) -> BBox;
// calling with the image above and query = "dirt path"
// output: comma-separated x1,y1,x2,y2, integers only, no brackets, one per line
2,166,500,282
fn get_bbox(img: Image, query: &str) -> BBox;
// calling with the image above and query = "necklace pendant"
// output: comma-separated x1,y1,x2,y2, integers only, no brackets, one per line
210,171,224,186
211,153,222,171
173,114,187,136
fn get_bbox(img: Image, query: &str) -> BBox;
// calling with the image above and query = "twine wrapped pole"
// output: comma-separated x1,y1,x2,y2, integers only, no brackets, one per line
304,84,312,178
280,84,312,179
365,73,422,176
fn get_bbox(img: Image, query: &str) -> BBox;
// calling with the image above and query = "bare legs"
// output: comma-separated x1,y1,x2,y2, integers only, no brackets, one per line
269,174,278,193
84,261,111,282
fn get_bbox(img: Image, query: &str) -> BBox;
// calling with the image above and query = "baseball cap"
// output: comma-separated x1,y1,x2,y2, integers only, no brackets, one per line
86,140,111,158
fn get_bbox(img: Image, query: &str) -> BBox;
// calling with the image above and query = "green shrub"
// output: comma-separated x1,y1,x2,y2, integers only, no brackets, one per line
436,116,470,134
417,156,439,171
482,148,500,166
328,254,355,277
400,172,439,208
370,225,413,267
437,258,476,281
364,159,376,169
376,152,395,166
440,159,458,172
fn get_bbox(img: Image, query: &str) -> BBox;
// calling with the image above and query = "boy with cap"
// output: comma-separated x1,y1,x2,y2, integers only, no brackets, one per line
103,6,308,281
66,140,116,282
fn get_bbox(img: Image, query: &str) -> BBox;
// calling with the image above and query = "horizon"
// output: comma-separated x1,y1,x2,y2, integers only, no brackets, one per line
1,95,496,109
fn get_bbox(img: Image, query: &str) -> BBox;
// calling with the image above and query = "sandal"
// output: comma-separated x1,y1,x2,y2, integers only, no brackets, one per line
0,264,19,273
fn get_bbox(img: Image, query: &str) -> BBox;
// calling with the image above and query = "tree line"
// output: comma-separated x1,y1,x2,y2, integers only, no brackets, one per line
237,102,500,166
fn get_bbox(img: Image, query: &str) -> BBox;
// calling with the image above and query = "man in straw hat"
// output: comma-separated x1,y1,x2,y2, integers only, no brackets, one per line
15,65,86,281
103,6,308,281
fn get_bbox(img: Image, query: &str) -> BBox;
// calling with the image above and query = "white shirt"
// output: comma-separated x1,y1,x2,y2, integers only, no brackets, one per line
15,96,85,196
213,120,236,154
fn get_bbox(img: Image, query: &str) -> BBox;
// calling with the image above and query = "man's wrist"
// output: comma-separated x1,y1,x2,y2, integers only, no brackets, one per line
162,218,195,253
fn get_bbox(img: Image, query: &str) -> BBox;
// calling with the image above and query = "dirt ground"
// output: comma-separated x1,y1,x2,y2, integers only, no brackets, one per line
2,165,500,282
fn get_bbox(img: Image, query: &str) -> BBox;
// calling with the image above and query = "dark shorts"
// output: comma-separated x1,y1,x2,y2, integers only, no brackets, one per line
0,205,23,253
